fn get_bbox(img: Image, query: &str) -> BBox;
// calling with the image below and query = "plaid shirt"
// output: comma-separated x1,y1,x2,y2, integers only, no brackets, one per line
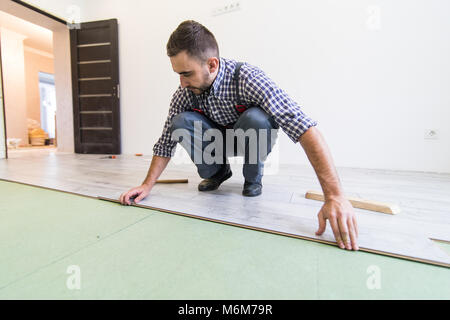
153,57,318,158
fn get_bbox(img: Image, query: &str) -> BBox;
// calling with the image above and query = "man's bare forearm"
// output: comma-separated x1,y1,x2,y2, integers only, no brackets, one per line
141,155,171,188
298,126,344,200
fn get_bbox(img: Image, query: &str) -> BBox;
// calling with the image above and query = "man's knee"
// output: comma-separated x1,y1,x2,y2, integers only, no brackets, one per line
235,107,276,130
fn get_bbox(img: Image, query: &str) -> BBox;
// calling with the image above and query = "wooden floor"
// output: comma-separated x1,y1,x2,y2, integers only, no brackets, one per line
1,149,450,267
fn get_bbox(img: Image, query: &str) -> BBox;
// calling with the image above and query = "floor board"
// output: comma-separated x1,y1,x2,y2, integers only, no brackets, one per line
1,150,449,267
1,180,449,299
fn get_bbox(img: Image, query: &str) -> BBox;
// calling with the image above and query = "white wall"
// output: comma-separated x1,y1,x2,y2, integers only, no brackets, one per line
31,0,450,173
0,57,5,158
0,27,28,146
52,24,74,152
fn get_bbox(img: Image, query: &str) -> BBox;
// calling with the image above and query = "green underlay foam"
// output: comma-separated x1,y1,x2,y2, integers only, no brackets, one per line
0,180,449,299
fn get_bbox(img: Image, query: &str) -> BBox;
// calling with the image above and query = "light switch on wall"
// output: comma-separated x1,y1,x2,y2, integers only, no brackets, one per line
424,129,440,140
212,1,242,16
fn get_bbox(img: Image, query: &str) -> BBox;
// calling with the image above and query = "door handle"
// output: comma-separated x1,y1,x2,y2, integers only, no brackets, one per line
112,84,120,98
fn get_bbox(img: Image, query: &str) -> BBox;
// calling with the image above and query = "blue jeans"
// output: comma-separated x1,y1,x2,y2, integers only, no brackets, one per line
170,107,279,184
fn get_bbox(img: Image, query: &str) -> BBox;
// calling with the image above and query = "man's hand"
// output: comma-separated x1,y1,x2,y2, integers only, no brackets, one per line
119,184,151,205
119,155,171,206
298,127,359,251
315,196,359,250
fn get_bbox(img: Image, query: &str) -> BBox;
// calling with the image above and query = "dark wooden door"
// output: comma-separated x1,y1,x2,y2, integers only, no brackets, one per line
70,19,120,154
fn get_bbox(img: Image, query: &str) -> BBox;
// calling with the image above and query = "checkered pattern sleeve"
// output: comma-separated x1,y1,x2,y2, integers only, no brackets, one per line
242,69,318,142
152,86,191,157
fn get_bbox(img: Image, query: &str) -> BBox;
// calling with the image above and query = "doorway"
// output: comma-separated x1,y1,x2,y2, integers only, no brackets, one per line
0,0,74,159
38,71,56,145
0,13,56,155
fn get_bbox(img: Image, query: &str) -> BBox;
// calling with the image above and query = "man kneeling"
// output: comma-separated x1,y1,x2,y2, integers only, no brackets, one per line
119,20,359,251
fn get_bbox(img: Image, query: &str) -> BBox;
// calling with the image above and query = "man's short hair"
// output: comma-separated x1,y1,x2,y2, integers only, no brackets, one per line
167,20,219,63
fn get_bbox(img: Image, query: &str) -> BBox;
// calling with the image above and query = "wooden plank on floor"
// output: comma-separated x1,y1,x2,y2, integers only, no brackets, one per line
0,152,449,268
305,190,401,214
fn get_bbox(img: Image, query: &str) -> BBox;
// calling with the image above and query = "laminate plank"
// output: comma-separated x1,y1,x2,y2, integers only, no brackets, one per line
1,151,449,267
305,190,401,214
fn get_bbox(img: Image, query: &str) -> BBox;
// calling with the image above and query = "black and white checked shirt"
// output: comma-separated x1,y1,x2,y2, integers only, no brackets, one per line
153,57,318,158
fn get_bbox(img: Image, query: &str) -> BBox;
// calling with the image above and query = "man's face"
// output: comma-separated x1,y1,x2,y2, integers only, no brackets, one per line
170,51,219,95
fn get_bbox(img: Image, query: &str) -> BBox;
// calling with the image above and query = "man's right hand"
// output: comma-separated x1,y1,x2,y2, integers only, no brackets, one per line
119,155,171,205
119,184,151,205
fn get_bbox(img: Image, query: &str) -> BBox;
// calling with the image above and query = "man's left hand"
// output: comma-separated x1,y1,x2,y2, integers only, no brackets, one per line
315,196,359,250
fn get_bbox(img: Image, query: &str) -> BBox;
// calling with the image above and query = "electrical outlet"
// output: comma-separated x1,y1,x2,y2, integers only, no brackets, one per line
212,1,242,16
424,129,440,140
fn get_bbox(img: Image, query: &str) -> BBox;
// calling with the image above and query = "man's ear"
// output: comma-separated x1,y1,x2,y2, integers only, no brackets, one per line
207,57,219,73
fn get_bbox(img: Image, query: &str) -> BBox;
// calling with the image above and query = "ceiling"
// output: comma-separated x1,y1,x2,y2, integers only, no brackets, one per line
0,9,53,55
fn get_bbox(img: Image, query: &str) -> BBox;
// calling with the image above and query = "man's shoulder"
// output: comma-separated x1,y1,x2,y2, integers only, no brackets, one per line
171,84,188,97
220,58,265,89
170,85,192,107
222,57,263,78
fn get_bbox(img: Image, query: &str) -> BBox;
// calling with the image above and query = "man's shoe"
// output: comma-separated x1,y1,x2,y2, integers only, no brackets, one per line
198,165,232,191
242,181,262,197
